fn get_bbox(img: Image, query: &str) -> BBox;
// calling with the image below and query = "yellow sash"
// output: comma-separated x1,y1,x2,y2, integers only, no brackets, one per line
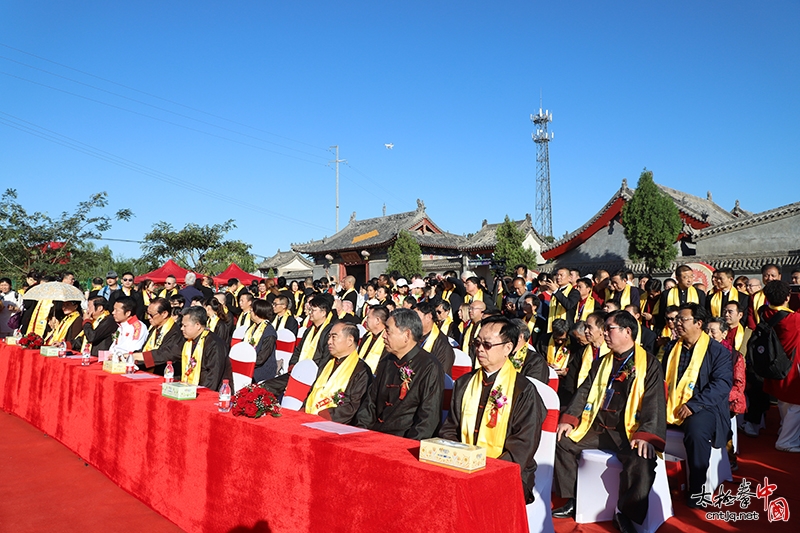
305,350,361,415
78,311,110,351
143,317,175,351
245,321,268,347
238,311,252,329
546,337,570,370
442,289,453,302
525,315,537,334
422,324,441,352
142,291,151,307
578,342,610,388
298,313,332,361
510,343,528,371
569,345,648,442
665,332,710,425
548,284,573,331
208,315,220,334
462,322,480,353
50,311,81,343
159,288,177,298
731,325,745,352
666,286,699,307
751,291,766,325
575,297,596,322
358,331,385,374
27,299,54,336
710,287,740,317
271,311,292,330
181,331,208,385
440,316,453,337
461,359,517,458
639,293,648,312
616,284,633,309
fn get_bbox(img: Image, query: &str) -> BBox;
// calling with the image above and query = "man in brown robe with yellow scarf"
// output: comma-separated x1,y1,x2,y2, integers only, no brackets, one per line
553,310,666,533
439,316,545,504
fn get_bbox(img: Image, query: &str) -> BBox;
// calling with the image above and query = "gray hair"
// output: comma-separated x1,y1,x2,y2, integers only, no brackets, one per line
390,308,423,342
182,305,207,325
184,272,197,285
511,318,531,342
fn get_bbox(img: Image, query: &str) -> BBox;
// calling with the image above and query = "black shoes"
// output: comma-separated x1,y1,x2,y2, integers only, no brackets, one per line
612,512,637,533
552,498,575,519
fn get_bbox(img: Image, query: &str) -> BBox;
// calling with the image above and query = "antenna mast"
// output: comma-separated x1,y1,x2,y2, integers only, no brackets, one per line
531,103,554,238
329,145,347,232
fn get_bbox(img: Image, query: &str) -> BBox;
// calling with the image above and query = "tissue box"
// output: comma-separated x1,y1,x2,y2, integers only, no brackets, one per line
162,382,198,400
419,438,486,473
102,360,128,374
5,336,18,346
40,346,64,357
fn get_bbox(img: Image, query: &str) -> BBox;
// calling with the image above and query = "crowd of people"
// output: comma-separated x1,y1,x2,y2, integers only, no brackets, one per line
2,262,799,533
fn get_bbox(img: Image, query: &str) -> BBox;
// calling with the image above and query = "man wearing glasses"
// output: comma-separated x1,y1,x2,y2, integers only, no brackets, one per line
663,303,732,507
132,298,184,375
553,310,666,533
110,272,145,321
270,295,298,336
439,315,545,504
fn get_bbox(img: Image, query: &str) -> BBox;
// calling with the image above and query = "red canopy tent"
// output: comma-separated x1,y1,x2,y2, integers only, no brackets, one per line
212,263,264,286
134,259,197,284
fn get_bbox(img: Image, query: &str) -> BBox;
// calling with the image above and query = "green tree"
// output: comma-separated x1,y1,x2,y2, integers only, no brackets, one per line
622,169,683,272
494,216,539,271
0,189,132,281
140,220,254,274
387,230,422,280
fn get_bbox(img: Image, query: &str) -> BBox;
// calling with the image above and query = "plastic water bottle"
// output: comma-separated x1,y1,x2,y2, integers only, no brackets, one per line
164,361,174,383
57,341,67,358
125,353,136,374
81,342,91,366
218,379,232,413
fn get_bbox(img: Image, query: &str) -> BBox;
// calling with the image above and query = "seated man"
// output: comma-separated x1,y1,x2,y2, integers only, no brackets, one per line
109,297,149,355
663,303,731,507
79,297,117,355
290,294,337,367
440,316,545,504
304,322,373,424
509,317,548,383
46,300,83,349
179,306,232,391
132,298,185,374
270,294,299,335
356,308,444,440
415,300,455,375
358,305,389,374
553,310,666,533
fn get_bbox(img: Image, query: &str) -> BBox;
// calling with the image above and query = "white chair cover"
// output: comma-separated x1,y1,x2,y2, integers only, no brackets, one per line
547,366,559,392
526,377,559,533
280,359,318,411
275,329,296,376
228,342,257,393
664,428,732,494
451,349,472,380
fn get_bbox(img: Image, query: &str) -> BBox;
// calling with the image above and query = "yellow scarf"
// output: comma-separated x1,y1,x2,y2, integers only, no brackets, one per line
238,311,252,329
615,284,633,309
442,289,453,302
299,313,332,361
639,293,648,312
546,337,570,370
548,284,573,331
751,291,766,325
569,345,648,442
578,342,610,388
575,296,595,322
77,311,110,351
305,350,361,415
245,321,268,347
462,322,481,353
51,311,80,343
422,324,441,352
525,315,537,334
665,332,710,425
143,317,175,351
159,288,178,298
271,311,291,330
142,291,151,307
511,343,528,371
667,286,699,307
710,287,740,317
461,359,517,458
440,316,453,337
732,325,745,353
358,331,385,374
27,299,54,336
208,315,220,334
181,331,209,385
465,289,485,305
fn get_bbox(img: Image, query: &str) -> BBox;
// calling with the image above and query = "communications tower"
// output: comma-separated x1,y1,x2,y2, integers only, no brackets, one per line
531,105,554,238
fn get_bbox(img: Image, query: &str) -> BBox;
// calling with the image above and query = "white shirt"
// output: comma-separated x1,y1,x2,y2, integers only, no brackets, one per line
110,317,149,355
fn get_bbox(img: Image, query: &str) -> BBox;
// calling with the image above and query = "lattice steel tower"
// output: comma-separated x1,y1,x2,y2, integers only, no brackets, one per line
531,105,554,238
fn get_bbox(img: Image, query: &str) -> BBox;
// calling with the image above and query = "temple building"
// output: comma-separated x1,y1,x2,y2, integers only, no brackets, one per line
256,250,314,281
461,214,545,277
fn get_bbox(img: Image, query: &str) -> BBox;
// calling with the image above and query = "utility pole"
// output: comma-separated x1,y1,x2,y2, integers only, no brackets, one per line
330,145,347,232
531,101,554,238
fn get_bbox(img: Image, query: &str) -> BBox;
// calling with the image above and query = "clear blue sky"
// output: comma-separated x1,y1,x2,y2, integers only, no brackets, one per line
2,2,798,266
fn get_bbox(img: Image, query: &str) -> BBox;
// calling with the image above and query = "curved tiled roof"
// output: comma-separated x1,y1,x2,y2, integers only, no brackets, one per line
462,214,543,251
694,201,800,240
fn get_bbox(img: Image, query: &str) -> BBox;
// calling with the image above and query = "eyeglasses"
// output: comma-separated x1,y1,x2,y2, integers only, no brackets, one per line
665,316,678,322
472,338,508,351
123,278,134,282
604,325,623,332
675,316,695,324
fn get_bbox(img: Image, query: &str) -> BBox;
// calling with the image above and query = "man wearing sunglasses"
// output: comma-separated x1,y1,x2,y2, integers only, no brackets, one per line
553,310,666,533
439,315,545,505
109,272,145,321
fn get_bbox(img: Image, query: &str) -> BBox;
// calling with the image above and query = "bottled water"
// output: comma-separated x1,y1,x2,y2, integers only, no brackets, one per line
164,361,174,383
218,379,232,413
81,341,91,366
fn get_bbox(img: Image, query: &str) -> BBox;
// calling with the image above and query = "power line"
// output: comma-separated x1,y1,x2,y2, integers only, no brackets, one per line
0,111,334,233
0,42,331,153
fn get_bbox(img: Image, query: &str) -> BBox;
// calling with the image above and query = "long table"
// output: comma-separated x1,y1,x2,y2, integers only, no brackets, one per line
0,343,528,533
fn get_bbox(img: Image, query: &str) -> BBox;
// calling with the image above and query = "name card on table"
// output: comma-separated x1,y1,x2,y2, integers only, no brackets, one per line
162,382,198,400
40,346,64,357
419,438,486,473
102,360,128,374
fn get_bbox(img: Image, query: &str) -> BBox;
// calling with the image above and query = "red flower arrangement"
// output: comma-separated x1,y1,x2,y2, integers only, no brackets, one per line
19,333,44,349
231,384,282,418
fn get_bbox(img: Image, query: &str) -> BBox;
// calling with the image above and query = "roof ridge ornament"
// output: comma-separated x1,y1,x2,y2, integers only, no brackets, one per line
350,211,356,223
622,178,628,189
416,199,425,211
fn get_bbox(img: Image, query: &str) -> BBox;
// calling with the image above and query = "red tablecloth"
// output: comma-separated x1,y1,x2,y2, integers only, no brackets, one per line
0,343,529,533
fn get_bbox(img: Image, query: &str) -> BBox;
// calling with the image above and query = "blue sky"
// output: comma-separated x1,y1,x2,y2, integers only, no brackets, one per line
1,2,798,266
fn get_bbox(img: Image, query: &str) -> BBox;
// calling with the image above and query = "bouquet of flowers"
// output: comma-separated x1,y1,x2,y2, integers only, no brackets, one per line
231,384,282,418
19,333,44,349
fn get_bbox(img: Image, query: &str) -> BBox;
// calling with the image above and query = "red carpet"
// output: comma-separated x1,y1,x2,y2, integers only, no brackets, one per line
0,411,183,533
0,406,797,532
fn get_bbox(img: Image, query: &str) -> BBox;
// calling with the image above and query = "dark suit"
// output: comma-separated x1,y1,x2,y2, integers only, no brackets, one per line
272,313,299,337
659,287,707,322
550,285,580,329
185,331,233,391
519,347,550,385
304,357,373,425
639,326,657,355
356,346,444,440
252,323,278,383
109,289,146,321
140,322,185,375
422,330,455,376
81,315,117,356
705,289,749,324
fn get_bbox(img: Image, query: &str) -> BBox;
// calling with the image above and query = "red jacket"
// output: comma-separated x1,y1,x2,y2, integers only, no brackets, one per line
763,308,800,405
